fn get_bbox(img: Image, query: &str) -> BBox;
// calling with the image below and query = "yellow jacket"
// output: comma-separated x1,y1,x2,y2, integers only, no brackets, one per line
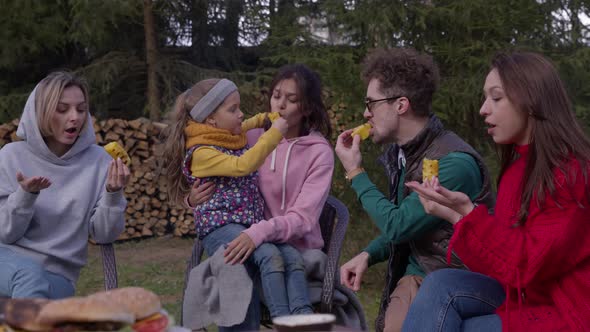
190,113,282,177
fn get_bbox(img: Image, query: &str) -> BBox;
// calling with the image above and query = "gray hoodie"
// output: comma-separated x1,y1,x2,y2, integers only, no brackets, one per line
0,86,126,283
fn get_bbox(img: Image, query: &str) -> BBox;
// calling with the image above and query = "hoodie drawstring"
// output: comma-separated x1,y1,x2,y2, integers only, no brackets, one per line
280,139,299,210
270,149,277,171
268,139,300,210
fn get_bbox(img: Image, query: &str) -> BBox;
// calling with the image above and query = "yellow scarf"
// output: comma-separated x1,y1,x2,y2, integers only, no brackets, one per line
184,121,247,150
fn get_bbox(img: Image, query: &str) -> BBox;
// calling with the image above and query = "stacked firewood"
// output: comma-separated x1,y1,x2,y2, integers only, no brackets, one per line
0,117,196,241
0,118,20,147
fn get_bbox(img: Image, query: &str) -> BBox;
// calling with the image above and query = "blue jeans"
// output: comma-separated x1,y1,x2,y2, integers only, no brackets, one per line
202,224,312,332
402,269,505,332
253,241,313,316
0,247,75,299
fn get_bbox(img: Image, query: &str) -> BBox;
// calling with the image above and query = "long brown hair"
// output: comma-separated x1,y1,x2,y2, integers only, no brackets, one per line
267,64,332,138
493,52,590,225
160,79,221,206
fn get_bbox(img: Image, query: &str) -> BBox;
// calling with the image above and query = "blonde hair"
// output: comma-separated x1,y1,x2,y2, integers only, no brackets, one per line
35,71,89,137
160,78,221,206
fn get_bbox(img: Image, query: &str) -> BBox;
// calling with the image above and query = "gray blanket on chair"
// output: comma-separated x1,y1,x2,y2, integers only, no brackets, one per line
182,248,367,331
182,247,252,329
302,249,368,331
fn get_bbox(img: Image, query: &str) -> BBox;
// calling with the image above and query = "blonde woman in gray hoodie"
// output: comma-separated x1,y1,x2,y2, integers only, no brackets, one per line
0,71,129,299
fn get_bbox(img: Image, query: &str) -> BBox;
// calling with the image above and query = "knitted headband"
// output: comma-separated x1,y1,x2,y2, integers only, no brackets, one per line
189,79,238,122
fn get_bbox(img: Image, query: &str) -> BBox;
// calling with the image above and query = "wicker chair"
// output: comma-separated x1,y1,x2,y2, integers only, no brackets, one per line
99,243,118,290
180,195,350,326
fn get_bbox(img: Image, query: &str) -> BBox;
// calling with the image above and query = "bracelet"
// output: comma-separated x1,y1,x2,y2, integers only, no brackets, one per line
345,167,365,182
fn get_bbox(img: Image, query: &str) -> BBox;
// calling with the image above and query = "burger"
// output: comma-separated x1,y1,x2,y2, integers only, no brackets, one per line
87,287,168,332
0,287,170,332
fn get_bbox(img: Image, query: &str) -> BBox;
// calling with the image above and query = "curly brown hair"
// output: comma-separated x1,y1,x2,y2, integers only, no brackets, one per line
361,48,439,117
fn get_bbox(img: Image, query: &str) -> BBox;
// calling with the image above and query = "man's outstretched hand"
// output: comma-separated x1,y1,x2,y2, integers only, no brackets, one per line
340,251,370,292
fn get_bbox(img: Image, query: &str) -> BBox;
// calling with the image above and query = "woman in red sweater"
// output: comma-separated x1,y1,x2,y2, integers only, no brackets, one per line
403,51,590,331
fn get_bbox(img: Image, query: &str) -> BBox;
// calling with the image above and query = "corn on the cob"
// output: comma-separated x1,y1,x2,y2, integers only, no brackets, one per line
104,142,131,167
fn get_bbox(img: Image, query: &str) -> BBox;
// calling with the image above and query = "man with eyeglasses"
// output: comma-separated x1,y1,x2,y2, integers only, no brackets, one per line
335,48,495,332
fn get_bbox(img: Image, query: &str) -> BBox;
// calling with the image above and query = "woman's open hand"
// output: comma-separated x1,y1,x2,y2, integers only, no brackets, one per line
16,171,51,193
406,177,474,224
224,233,256,265
106,158,130,192
416,192,463,224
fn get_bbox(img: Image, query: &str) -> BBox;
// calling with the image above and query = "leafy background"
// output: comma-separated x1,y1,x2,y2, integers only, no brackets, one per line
3,0,590,329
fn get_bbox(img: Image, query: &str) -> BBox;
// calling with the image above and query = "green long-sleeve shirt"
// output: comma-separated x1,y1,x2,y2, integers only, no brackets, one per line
352,152,483,277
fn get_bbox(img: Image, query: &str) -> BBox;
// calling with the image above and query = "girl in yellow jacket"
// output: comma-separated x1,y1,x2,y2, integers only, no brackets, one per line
161,78,315,331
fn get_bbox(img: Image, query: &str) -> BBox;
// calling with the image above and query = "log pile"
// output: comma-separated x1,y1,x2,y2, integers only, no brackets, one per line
0,117,195,241
0,118,20,147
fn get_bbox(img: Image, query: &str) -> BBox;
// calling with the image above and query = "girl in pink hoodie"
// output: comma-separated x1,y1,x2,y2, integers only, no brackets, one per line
188,64,334,329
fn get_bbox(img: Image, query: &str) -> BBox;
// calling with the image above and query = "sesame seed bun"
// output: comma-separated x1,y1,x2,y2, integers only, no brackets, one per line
87,287,161,320
37,297,134,327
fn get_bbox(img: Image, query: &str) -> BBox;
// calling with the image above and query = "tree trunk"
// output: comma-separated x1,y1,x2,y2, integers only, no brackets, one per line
143,0,160,121
269,0,295,37
568,0,582,46
191,0,209,65
268,0,276,37
222,0,243,69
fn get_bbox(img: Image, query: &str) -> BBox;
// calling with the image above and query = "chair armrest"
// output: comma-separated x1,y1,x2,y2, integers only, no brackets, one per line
100,243,118,290
320,196,350,313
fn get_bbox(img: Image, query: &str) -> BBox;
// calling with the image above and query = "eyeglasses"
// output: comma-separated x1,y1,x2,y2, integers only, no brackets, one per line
365,96,403,112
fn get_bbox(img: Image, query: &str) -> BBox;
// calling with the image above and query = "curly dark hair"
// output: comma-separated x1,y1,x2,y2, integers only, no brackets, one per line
361,48,439,117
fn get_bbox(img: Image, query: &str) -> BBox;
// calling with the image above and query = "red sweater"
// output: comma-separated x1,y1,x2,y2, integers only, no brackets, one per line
449,145,590,331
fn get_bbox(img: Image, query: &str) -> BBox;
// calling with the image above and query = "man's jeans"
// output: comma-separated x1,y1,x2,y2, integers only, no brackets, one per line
402,269,505,332
0,247,75,299
202,223,312,332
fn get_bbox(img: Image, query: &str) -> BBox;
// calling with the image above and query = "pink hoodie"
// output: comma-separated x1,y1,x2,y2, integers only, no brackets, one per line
242,128,334,251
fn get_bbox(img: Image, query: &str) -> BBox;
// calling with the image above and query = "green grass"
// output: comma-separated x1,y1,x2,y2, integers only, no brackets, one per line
77,216,385,332
78,236,194,326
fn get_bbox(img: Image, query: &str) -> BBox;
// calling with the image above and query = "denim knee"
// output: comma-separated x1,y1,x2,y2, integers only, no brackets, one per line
253,243,284,273
421,269,458,289
202,223,248,256
16,262,46,280
10,261,53,298
420,268,506,304
277,245,304,272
